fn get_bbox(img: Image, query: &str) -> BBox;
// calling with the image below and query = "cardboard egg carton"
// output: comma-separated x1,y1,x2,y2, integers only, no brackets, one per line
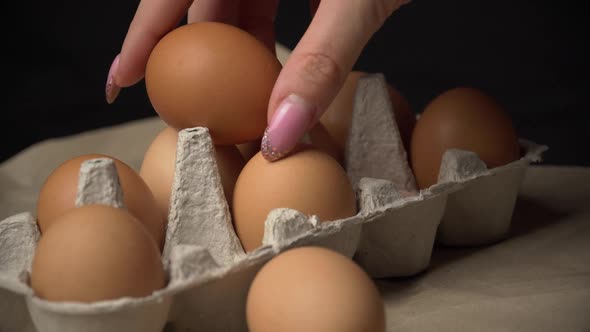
0,73,547,332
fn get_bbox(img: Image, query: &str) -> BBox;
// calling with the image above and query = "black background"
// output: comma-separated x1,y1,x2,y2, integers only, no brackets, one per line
4,1,588,165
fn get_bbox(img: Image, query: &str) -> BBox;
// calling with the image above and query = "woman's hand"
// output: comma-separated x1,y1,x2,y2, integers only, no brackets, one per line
106,0,410,161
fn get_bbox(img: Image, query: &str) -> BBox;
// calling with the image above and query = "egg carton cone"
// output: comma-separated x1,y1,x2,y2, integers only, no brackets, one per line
0,73,547,332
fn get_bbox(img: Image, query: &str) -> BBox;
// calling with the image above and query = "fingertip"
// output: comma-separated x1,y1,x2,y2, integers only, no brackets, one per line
115,32,153,88
105,54,121,104
261,94,316,161
263,42,348,161
111,0,194,88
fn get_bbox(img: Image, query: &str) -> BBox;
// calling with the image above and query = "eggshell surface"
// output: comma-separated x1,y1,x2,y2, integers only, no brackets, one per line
36,154,165,249
30,205,166,303
246,246,385,332
410,87,521,189
232,145,357,252
145,22,282,145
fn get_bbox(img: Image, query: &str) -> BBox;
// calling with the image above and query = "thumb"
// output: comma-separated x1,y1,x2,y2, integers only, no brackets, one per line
261,0,410,161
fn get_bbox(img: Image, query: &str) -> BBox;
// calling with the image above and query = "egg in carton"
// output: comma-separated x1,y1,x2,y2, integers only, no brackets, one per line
0,73,547,332
347,74,546,273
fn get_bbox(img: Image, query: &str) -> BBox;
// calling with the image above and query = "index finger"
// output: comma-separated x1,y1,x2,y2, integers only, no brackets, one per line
116,0,194,87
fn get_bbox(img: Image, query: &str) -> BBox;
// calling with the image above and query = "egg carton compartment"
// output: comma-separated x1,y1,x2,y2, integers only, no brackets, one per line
0,73,547,332
348,73,546,274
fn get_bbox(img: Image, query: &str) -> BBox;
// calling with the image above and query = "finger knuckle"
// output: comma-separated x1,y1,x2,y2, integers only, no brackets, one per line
297,52,342,89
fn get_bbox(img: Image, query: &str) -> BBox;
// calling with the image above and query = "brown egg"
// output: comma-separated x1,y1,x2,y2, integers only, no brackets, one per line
36,154,165,249
246,246,385,332
410,87,521,189
140,126,246,218
320,71,415,153
232,145,357,252
30,205,166,302
145,22,282,145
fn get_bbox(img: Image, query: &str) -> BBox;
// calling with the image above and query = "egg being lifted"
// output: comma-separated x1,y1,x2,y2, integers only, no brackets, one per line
410,87,521,189
145,22,282,145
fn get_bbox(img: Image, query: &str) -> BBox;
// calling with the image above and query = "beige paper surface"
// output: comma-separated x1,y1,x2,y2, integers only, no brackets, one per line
2,118,589,332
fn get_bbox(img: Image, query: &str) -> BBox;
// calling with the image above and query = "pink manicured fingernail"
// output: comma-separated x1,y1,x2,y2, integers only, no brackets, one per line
105,54,121,104
261,95,315,161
